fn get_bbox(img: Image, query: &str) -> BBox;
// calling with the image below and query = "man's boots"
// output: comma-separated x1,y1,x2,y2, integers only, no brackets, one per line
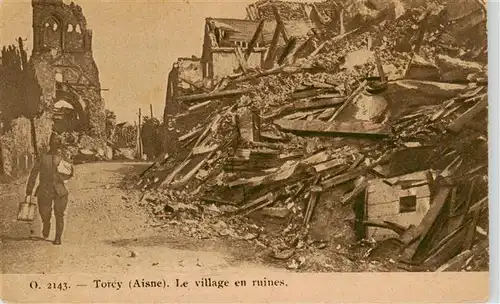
42,222,50,239
53,217,64,245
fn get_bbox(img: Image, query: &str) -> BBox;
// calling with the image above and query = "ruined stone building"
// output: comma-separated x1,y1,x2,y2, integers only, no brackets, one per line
162,1,325,151
29,0,105,136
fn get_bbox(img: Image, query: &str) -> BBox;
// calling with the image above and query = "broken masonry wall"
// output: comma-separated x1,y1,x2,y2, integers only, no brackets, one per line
211,50,264,79
177,58,203,90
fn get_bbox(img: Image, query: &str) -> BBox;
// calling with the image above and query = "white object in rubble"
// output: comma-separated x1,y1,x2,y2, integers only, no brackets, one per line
57,159,73,176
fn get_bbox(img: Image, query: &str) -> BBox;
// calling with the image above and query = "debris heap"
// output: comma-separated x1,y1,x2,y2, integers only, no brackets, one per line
135,0,488,272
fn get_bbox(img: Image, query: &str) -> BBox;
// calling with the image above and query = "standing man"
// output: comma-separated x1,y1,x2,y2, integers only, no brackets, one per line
25,134,73,245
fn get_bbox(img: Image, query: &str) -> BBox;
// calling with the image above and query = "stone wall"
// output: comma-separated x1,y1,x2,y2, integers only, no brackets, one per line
212,50,263,79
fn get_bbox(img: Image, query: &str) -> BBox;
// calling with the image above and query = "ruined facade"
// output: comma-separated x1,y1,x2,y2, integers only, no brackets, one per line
29,0,105,136
201,18,271,79
201,17,316,79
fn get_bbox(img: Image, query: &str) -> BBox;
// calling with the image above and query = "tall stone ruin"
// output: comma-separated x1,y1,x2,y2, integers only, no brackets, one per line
29,0,105,136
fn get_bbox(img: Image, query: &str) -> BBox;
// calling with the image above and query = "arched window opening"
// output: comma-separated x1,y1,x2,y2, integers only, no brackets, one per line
42,16,62,50
75,24,82,34
67,24,74,32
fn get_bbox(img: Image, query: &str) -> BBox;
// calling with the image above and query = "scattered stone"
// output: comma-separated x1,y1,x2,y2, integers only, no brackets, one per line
273,248,295,260
287,259,299,269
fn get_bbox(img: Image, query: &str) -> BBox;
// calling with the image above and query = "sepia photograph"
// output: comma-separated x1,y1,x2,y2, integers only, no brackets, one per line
0,0,492,302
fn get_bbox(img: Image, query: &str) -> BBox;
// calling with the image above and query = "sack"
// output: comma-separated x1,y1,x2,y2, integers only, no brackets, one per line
57,159,73,176
17,201,38,222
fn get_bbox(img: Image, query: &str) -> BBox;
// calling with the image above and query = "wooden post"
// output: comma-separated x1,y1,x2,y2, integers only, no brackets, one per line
150,104,153,118
251,108,261,142
137,108,143,159
374,52,386,83
340,9,345,35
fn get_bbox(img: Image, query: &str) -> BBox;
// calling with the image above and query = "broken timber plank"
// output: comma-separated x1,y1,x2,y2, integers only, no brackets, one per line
321,167,365,189
170,151,216,189
313,158,345,173
289,88,340,101
234,47,249,74
304,185,322,226
188,99,213,111
159,157,191,188
192,144,219,156
328,81,367,122
179,77,210,93
178,127,203,142
341,177,368,205
436,239,488,272
274,118,390,138
447,95,488,133
292,96,344,111
349,154,365,170
239,193,275,211
421,218,472,269
176,88,254,103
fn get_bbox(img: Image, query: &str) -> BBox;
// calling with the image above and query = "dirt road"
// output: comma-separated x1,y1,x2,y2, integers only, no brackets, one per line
0,162,273,274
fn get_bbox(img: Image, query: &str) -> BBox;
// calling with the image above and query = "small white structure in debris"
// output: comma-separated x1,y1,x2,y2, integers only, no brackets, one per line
365,170,432,240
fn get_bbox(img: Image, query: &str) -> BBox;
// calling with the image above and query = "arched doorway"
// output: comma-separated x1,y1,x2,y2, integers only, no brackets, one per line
52,90,87,134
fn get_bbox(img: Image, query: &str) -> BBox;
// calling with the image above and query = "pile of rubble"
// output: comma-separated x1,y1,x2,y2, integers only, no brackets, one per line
133,0,488,272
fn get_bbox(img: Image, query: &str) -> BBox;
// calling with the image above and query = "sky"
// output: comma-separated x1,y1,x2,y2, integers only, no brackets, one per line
0,0,256,123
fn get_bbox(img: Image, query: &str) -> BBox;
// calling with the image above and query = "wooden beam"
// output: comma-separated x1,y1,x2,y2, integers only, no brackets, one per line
178,77,210,93
245,19,265,59
170,151,216,188
447,95,488,133
399,183,452,261
292,96,344,111
272,6,289,42
176,88,254,103
274,118,390,138
263,22,282,69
